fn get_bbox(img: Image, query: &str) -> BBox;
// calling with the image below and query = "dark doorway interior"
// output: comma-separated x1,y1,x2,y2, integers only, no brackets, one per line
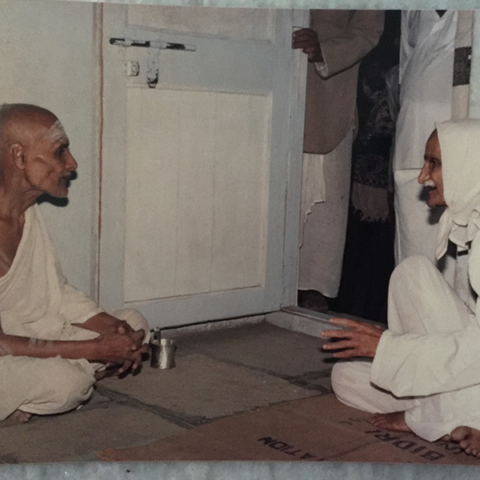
328,11,401,324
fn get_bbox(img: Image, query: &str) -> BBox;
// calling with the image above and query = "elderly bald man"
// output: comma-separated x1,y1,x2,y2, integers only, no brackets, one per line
0,104,149,423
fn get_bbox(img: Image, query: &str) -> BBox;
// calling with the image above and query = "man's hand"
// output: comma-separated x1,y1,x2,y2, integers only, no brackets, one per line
320,318,385,358
94,329,147,373
117,329,148,374
114,322,143,373
292,28,323,62
74,313,148,374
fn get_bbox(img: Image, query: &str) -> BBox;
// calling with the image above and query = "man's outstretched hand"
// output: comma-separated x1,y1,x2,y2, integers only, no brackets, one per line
292,28,323,62
320,318,385,358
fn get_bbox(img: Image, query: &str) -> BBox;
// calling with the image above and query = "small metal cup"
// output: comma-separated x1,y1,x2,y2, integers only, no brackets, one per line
159,338,176,369
150,338,176,369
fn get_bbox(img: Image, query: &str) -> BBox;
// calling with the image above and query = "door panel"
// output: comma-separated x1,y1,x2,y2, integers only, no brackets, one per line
124,88,271,302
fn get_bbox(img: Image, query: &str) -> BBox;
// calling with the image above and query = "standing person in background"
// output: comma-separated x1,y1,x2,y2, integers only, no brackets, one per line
393,10,473,299
332,12,400,324
292,10,384,313
333,49,398,324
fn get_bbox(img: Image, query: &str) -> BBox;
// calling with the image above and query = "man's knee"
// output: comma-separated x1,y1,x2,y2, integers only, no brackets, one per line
331,361,353,402
330,360,376,412
38,359,95,414
390,255,435,291
113,308,150,342
0,356,95,418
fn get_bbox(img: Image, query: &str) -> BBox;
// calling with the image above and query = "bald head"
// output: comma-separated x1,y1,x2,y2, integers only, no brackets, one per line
0,104,58,152
0,103,57,130
0,104,65,179
0,104,61,165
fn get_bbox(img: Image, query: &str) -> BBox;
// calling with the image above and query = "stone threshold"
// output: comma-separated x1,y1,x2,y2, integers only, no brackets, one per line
160,305,377,340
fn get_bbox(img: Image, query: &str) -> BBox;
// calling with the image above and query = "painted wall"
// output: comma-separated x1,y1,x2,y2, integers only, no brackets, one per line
0,0,98,297
2,0,479,309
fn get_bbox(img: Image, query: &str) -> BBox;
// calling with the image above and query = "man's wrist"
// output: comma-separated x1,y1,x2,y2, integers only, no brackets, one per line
85,337,102,363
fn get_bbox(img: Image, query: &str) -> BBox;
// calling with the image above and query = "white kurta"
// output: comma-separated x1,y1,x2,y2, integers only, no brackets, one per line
394,11,456,265
0,205,148,420
298,11,383,298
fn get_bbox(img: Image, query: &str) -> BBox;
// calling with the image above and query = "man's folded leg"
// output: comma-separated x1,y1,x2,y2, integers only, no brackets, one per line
331,359,417,414
0,355,95,421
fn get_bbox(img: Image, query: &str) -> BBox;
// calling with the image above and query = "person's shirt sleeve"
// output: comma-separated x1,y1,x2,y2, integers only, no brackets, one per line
59,284,104,325
314,10,385,79
371,322,480,397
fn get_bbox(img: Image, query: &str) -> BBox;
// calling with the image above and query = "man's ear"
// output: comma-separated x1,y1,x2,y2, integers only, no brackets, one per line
10,143,26,169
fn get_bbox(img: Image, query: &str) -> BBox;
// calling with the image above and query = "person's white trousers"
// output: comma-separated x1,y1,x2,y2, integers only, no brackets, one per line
0,308,149,421
299,130,352,298
331,256,480,441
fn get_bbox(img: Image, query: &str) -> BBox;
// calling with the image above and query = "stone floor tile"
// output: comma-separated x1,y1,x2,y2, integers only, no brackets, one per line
101,353,319,423
0,403,184,464
170,322,334,379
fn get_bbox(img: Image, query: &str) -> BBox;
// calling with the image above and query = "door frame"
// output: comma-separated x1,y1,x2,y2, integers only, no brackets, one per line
96,6,309,325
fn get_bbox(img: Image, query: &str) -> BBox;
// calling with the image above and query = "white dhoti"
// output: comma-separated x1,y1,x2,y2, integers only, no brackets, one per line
0,308,149,421
298,130,353,298
332,255,480,441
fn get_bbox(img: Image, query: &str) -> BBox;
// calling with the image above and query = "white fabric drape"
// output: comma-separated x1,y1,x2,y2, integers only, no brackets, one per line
435,120,480,259
298,130,352,297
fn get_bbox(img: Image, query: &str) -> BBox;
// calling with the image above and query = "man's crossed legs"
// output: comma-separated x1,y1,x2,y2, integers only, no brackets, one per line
331,256,480,457
1,309,149,423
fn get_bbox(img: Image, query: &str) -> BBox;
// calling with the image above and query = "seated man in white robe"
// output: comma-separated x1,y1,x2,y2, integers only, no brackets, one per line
321,119,480,458
0,103,149,423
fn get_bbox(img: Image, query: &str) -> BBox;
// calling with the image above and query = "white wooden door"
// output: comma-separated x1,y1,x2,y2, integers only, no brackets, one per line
100,5,306,328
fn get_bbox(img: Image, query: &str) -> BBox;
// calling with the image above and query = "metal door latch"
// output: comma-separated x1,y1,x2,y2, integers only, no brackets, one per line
110,37,196,88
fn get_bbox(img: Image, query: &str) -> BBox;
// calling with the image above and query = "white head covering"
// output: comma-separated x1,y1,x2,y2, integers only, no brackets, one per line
435,119,480,259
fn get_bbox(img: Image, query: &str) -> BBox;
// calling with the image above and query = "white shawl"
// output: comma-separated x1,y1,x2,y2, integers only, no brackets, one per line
0,205,103,341
435,119,480,260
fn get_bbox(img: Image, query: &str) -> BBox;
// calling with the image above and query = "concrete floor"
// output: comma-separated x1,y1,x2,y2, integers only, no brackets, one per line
0,319,334,464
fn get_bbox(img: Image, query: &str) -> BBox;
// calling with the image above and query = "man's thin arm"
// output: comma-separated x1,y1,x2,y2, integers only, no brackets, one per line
74,312,135,335
0,333,98,360
0,330,146,367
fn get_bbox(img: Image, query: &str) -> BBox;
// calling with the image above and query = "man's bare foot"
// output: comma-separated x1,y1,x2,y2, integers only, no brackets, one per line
450,426,480,457
7,410,32,424
369,411,412,433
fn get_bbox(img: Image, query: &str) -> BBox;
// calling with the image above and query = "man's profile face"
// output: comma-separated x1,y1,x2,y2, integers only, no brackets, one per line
22,115,78,198
418,130,445,208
